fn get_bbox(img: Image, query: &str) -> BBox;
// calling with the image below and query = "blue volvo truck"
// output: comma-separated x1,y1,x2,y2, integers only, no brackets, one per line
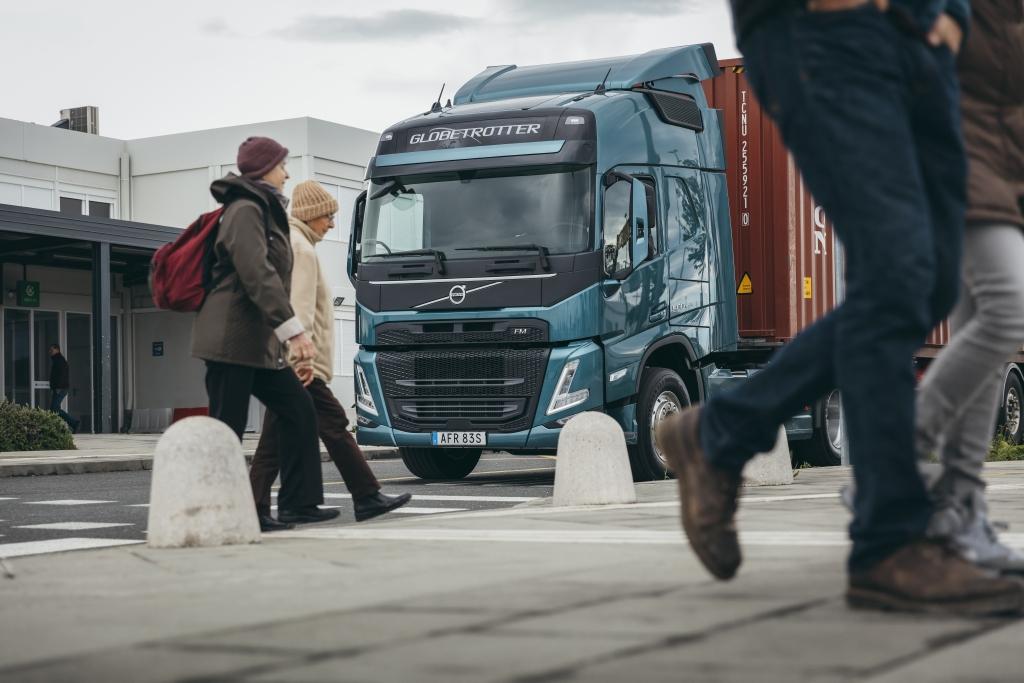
347,45,812,481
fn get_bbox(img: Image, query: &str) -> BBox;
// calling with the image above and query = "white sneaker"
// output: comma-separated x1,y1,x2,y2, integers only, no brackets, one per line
955,514,1024,574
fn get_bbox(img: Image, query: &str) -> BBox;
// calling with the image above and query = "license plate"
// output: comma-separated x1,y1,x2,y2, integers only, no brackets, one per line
432,431,486,447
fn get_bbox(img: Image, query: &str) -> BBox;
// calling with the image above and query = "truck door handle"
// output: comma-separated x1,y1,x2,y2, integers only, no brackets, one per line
649,303,668,322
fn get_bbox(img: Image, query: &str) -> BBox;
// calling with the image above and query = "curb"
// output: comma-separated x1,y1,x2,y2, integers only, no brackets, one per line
0,448,400,478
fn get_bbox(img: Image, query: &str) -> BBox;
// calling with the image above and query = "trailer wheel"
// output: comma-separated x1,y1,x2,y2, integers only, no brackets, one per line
792,389,843,467
399,447,482,480
998,372,1023,445
630,367,691,482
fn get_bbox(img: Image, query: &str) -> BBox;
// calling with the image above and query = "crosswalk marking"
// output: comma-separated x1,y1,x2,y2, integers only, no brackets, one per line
390,507,467,515
24,499,115,506
0,538,143,558
13,522,134,531
316,493,536,503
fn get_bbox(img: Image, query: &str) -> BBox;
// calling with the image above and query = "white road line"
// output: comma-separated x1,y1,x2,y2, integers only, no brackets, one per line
314,493,537,503
126,504,150,508
268,505,343,511
0,538,143,558
24,499,116,506
13,522,134,531
390,507,468,515
281,528,1024,548
0,498,16,501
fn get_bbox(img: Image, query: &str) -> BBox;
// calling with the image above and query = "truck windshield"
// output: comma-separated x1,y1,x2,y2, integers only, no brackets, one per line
361,167,592,261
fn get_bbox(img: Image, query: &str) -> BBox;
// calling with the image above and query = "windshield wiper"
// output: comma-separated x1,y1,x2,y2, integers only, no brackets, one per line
376,248,447,275
456,244,550,271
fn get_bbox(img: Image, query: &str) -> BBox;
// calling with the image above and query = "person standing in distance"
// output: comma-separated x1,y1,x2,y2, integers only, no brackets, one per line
48,344,79,432
249,180,412,528
192,136,338,529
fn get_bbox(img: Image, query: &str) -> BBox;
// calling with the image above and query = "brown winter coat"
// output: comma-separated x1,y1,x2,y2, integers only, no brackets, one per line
958,0,1024,229
192,174,304,369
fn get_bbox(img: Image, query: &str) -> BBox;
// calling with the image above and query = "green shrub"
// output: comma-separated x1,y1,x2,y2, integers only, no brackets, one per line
0,401,76,452
988,437,1024,462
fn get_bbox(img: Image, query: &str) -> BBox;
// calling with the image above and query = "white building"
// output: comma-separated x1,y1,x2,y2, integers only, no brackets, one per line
0,114,377,433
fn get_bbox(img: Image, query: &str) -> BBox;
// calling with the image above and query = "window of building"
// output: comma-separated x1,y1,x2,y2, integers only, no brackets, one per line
60,197,83,215
88,201,111,218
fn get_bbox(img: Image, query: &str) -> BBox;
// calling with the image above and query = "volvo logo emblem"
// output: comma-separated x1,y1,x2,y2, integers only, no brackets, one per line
448,285,467,305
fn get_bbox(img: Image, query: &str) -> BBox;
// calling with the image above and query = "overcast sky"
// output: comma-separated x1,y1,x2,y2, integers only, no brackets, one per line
1,0,736,140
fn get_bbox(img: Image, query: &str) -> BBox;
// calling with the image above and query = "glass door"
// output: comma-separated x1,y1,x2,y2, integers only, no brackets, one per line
33,311,60,410
66,313,93,431
3,309,31,405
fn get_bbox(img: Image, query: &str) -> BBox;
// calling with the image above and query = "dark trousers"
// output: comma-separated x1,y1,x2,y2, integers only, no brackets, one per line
250,378,380,516
702,6,965,571
48,389,77,430
204,361,323,510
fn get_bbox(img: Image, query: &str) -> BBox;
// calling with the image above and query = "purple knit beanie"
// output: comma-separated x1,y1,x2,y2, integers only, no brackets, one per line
237,136,289,179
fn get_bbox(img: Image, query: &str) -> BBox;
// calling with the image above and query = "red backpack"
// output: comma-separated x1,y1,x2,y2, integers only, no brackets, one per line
150,207,225,312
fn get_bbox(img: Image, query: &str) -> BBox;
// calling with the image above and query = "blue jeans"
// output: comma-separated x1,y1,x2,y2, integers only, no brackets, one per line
49,389,77,429
701,5,965,572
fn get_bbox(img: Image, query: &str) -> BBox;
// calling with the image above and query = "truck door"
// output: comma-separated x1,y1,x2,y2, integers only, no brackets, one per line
601,169,669,396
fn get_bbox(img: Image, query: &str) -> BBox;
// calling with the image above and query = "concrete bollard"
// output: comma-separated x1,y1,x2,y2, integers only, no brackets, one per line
147,416,261,548
553,412,637,507
742,426,793,487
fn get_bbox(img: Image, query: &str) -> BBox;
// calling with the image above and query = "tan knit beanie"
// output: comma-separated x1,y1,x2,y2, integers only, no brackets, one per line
291,180,339,222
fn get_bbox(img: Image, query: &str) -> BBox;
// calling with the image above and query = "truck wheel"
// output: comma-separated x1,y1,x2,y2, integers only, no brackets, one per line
792,389,843,467
998,372,1023,445
399,447,482,480
630,367,691,482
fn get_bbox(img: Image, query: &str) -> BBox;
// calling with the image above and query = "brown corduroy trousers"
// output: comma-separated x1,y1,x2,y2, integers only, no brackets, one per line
250,378,380,515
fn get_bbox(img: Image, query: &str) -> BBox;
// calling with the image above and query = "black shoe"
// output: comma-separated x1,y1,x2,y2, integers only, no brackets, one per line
354,492,413,522
277,506,341,524
258,514,294,532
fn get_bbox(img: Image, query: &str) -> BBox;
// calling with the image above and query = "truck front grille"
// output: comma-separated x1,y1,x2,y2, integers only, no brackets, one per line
377,348,549,432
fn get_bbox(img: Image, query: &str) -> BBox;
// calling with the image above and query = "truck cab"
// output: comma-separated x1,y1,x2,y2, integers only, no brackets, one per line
348,45,789,480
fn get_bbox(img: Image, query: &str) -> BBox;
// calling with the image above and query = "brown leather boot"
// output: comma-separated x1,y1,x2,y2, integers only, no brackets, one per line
847,540,1024,616
656,407,742,580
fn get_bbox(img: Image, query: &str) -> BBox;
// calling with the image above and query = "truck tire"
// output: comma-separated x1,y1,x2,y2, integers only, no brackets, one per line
792,389,843,467
998,372,1023,445
399,447,482,480
630,367,691,482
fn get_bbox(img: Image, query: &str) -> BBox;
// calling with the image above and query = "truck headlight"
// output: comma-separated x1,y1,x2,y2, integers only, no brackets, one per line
355,365,378,416
547,359,590,415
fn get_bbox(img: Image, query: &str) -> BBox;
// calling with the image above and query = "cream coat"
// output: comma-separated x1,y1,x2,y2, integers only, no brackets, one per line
287,216,335,382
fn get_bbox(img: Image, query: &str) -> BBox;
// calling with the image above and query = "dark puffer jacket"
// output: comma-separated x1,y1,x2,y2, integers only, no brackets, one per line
958,0,1024,228
191,174,303,369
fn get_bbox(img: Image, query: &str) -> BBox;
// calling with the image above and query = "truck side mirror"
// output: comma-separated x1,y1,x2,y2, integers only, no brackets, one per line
347,190,367,286
631,178,649,267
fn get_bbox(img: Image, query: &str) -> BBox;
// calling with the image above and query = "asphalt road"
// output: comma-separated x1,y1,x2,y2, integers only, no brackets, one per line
0,453,556,556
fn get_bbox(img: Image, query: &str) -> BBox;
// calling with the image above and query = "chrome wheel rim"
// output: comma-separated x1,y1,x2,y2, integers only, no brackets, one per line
1007,386,1021,438
823,389,843,454
650,391,683,466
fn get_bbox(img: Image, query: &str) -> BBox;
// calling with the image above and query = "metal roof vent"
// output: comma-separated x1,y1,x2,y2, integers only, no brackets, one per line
53,106,99,134
638,90,703,132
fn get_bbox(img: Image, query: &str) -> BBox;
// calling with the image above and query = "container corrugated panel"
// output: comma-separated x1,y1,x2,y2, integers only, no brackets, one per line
703,59,839,343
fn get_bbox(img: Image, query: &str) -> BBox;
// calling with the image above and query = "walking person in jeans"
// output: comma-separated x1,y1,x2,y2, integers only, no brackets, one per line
192,136,338,530
48,344,79,432
249,180,412,529
658,0,1024,614
914,0,1024,571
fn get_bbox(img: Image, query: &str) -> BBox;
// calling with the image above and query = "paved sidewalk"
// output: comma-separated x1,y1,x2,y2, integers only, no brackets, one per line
1,464,1023,681
0,434,398,477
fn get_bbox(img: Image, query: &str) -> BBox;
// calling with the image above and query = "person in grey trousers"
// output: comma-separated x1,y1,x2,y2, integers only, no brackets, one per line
914,0,1024,571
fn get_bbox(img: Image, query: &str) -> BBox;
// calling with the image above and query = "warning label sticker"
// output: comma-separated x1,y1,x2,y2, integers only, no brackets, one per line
803,277,813,300
737,273,753,295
